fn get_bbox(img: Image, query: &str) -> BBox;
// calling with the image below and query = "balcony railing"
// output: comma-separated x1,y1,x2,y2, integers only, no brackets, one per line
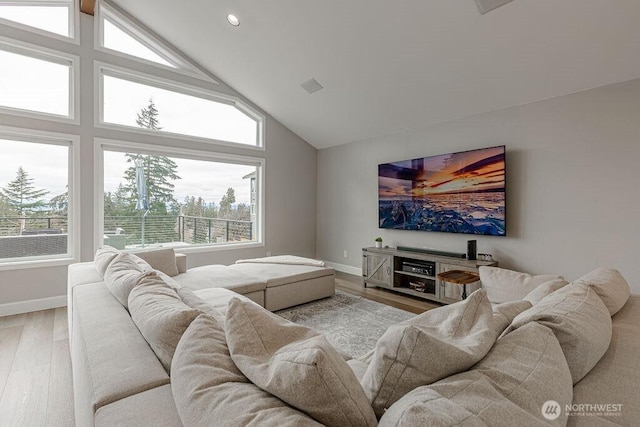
0,215,252,243
0,216,68,237
103,214,253,247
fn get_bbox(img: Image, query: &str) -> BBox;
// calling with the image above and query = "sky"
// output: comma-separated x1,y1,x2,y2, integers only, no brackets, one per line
0,6,255,206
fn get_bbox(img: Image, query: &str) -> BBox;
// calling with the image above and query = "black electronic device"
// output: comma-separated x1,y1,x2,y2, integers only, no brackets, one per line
402,261,436,277
397,246,467,259
467,240,477,261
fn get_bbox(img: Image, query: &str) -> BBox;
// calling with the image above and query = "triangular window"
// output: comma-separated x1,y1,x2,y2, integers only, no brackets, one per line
98,3,211,81
103,18,175,68
0,1,73,38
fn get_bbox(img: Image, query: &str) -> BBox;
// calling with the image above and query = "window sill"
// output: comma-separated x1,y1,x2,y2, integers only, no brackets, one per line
0,256,77,272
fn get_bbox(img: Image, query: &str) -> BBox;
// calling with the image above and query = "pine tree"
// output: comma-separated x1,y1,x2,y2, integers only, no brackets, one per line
219,187,236,218
0,193,16,217
1,166,49,216
50,189,68,215
123,99,180,213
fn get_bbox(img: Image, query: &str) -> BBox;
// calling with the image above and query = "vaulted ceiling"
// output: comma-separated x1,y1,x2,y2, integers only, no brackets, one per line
111,0,640,149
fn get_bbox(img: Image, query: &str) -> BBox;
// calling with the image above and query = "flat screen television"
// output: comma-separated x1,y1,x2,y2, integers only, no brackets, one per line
378,145,506,236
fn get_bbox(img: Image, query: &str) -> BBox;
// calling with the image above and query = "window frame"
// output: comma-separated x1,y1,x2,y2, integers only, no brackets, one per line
0,36,79,123
95,63,265,150
0,0,79,44
0,125,80,270
94,138,266,255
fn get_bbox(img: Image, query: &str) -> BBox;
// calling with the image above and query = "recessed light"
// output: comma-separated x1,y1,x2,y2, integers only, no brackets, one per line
227,14,240,27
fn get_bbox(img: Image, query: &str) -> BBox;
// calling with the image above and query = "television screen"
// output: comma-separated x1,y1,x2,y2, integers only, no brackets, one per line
378,145,506,236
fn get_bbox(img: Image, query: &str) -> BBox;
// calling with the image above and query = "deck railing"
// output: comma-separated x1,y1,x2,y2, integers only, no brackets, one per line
103,214,253,246
0,216,68,236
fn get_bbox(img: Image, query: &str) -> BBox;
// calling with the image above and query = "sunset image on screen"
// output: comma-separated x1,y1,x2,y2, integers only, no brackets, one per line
378,146,505,236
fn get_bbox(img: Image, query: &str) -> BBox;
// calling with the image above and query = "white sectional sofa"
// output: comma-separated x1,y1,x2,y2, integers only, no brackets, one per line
67,250,640,426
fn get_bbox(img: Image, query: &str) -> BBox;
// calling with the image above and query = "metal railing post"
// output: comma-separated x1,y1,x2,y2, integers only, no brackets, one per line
193,218,197,243
226,220,230,242
208,219,212,243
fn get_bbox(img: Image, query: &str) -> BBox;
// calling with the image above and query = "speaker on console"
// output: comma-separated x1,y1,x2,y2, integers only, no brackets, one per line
467,240,477,261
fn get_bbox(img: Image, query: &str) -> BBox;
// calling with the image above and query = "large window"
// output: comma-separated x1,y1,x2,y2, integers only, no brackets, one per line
0,42,75,119
0,134,73,263
102,145,262,250
99,68,263,147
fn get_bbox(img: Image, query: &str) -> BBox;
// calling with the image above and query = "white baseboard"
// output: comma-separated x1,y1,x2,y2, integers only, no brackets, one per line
325,261,362,277
0,295,67,317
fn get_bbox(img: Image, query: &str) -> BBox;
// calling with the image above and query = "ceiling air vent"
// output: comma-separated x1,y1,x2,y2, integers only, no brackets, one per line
300,78,324,94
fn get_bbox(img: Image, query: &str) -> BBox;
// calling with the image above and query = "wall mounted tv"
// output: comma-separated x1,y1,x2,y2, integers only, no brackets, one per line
378,145,506,236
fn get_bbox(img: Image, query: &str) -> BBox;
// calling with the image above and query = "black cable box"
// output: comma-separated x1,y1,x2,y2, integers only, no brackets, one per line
397,246,466,259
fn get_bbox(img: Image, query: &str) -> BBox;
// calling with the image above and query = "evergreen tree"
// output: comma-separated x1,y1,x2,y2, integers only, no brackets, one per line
0,193,16,217
1,166,49,216
219,187,236,218
122,99,180,213
50,189,68,215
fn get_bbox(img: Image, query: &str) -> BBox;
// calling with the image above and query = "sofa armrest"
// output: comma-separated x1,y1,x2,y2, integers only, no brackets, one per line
176,253,187,274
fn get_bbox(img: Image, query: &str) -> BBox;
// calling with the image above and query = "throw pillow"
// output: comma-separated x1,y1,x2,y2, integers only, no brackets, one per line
224,298,377,427
379,322,573,427
128,274,200,373
94,245,121,278
573,267,631,316
523,278,569,305
506,283,612,384
479,266,564,304
360,289,497,418
132,247,180,277
103,252,154,308
171,314,321,427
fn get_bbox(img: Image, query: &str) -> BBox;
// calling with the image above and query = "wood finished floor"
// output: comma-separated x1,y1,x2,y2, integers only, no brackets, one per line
335,271,442,314
0,272,438,426
0,307,74,427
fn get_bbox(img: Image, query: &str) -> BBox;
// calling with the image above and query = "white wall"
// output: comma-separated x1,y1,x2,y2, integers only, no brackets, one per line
0,14,317,314
317,78,640,293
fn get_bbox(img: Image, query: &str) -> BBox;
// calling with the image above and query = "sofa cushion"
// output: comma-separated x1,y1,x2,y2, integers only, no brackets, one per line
379,322,573,427
95,384,182,427
172,264,266,294
573,267,631,316
172,314,321,427
71,282,170,426
523,279,569,305
570,295,640,426
176,288,229,325
361,289,497,418
507,283,612,384
128,274,200,373
103,253,154,309
94,245,121,278
132,247,180,277
227,262,334,288
479,266,564,304
492,300,533,334
225,298,377,426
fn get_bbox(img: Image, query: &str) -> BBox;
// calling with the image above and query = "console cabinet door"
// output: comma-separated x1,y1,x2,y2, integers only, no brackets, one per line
438,263,481,303
363,252,392,287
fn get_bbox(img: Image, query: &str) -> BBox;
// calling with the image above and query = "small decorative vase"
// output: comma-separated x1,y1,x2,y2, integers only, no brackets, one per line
375,242,382,248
